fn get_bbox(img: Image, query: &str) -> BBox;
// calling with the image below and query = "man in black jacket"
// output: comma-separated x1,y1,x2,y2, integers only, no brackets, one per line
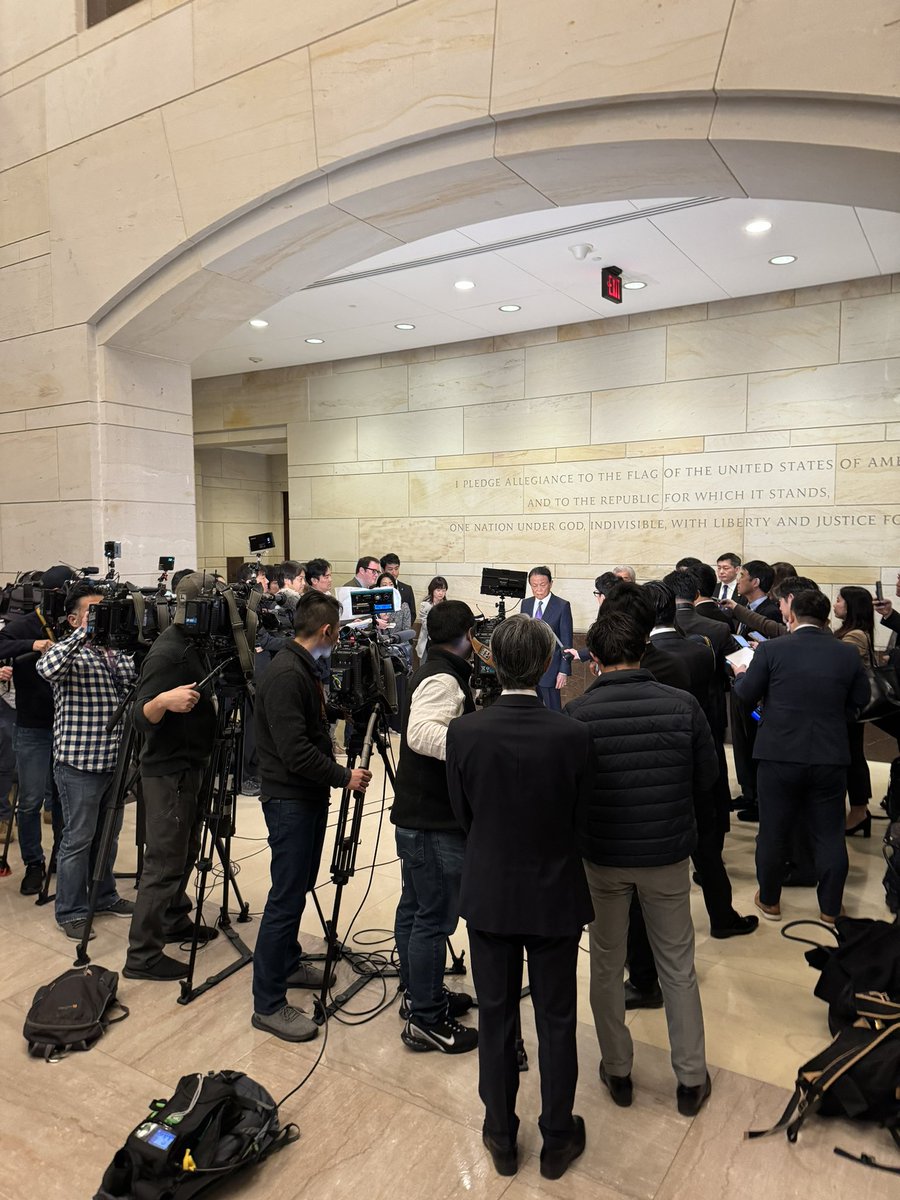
0,564,73,894
251,591,371,1042
733,586,869,924
567,611,717,1117
123,574,220,982
391,599,478,1055
447,616,594,1180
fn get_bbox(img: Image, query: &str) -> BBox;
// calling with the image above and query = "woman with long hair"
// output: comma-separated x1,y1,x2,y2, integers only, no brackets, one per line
417,576,448,663
833,585,875,836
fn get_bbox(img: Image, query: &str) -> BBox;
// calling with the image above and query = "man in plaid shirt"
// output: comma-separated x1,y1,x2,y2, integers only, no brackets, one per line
36,582,137,939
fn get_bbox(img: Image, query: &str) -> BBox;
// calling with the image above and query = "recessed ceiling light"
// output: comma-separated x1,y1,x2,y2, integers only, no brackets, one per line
744,219,772,234
498,304,521,312
623,280,646,290
248,318,268,328
394,322,416,330
305,337,325,344
769,255,797,265
454,279,475,291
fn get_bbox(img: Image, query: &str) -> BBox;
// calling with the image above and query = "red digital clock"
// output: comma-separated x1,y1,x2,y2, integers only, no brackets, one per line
601,266,623,304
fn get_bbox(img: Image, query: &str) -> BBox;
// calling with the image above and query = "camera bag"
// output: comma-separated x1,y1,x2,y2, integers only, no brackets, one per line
23,963,128,1061
94,1070,298,1200
746,996,900,1174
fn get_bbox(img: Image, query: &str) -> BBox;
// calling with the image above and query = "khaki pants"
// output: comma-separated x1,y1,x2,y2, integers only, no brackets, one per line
584,858,706,1086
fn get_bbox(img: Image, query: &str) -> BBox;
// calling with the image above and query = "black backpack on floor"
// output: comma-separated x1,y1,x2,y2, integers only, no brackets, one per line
746,993,900,1174
790,916,900,1032
23,964,129,1061
95,1070,298,1200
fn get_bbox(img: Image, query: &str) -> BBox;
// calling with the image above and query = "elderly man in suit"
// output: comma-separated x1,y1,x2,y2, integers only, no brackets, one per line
521,566,573,711
447,614,594,1181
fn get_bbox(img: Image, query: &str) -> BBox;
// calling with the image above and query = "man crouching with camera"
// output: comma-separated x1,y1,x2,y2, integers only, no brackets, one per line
251,590,371,1042
124,574,219,982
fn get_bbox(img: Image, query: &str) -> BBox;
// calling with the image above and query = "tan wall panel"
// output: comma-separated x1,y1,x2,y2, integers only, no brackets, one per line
667,305,840,380
311,471,409,519
310,364,408,420
834,443,900,505
358,409,464,459
410,466,523,516
524,457,663,513
358,517,465,562
288,418,358,465
751,507,900,568
590,511,746,565
408,350,524,410
593,375,747,442
464,516,589,564
290,518,360,562
840,293,900,363
661,446,835,509
748,358,900,431
464,393,591,454
525,328,666,398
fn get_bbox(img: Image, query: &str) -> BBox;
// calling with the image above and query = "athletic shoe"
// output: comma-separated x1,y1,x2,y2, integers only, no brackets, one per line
59,919,95,941
286,960,336,989
20,862,44,896
97,897,135,917
164,922,219,945
401,1014,478,1054
753,891,781,921
251,1004,319,1043
123,954,189,981
398,986,475,1021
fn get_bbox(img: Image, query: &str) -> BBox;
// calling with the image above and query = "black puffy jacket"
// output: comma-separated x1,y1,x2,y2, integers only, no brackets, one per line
566,669,718,868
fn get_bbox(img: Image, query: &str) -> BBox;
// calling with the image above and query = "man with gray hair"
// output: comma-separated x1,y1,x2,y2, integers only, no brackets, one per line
613,565,637,583
447,614,595,1181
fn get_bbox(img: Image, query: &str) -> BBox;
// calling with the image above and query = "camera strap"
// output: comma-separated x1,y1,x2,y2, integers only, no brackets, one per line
36,607,57,643
221,584,257,681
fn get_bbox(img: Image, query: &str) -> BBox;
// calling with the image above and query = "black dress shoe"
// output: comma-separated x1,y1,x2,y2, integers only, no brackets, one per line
736,806,759,822
709,914,759,939
540,1115,585,1180
164,923,219,945
599,1062,633,1107
676,1073,711,1116
624,980,663,1010
123,953,189,981
482,1132,517,1177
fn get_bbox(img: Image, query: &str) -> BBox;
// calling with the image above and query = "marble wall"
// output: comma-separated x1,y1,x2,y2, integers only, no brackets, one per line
195,447,287,578
193,277,900,636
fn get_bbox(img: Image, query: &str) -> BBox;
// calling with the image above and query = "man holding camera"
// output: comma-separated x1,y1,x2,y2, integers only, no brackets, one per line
36,582,137,939
252,591,371,1042
392,599,478,1055
123,574,219,981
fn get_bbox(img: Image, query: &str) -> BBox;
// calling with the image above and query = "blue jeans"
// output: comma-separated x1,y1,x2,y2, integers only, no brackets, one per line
54,763,119,925
11,725,55,866
252,796,328,1016
394,826,465,1025
0,704,16,820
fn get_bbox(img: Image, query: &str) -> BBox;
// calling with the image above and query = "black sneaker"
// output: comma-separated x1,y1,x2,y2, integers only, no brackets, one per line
402,1014,478,1054
20,862,44,896
123,954,189,981
59,919,95,942
398,987,475,1021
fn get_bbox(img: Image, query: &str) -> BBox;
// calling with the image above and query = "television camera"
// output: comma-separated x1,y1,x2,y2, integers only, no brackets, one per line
330,587,408,715
471,567,528,706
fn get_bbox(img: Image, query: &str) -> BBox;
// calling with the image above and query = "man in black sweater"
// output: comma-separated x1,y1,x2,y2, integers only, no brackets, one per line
391,599,478,1055
123,574,220,981
567,611,717,1117
0,564,72,894
251,590,370,1042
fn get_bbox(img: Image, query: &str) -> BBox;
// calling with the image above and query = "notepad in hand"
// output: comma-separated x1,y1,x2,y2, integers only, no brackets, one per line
726,647,755,672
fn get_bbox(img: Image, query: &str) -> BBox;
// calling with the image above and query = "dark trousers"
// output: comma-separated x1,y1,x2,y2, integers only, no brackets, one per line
126,767,205,970
627,786,736,988
468,928,581,1151
845,722,871,807
730,692,758,802
756,760,848,918
393,826,465,1025
537,684,562,712
252,796,328,1015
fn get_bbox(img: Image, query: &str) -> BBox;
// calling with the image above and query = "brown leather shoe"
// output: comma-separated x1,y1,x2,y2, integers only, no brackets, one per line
753,891,781,921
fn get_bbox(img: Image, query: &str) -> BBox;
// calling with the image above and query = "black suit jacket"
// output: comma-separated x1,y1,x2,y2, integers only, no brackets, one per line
695,600,732,625
650,631,716,722
446,695,594,936
733,626,869,765
397,580,415,614
641,642,691,691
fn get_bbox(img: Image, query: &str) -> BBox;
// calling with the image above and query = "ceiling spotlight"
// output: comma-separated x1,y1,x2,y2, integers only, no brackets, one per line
394,323,416,330
623,281,646,290
769,254,797,265
568,243,594,261
305,337,325,344
248,318,268,328
498,304,521,312
454,279,475,291
744,219,772,234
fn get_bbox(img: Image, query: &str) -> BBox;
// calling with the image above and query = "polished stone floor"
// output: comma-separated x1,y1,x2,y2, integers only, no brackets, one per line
0,751,896,1199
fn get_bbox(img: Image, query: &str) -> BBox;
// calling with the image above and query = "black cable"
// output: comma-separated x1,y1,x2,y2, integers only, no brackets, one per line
274,1011,330,1110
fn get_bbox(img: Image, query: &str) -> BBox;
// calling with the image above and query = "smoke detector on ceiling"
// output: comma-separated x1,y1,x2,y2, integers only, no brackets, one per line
568,243,594,261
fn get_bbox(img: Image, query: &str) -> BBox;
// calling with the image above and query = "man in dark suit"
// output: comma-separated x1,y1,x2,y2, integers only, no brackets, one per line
521,566,573,711
734,560,781,630
733,586,869,923
692,563,732,625
447,615,594,1181
714,552,742,601
380,552,415,614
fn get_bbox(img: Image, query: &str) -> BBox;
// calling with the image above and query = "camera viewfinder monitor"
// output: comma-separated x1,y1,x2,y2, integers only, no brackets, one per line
158,556,175,571
248,532,275,553
337,587,399,622
480,567,528,598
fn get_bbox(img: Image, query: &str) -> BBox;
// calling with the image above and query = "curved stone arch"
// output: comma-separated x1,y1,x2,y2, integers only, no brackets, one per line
96,96,900,362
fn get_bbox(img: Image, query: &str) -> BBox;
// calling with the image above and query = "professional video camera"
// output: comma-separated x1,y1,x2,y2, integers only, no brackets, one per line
330,587,409,715
84,550,179,655
471,567,528,706
0,564,98,630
